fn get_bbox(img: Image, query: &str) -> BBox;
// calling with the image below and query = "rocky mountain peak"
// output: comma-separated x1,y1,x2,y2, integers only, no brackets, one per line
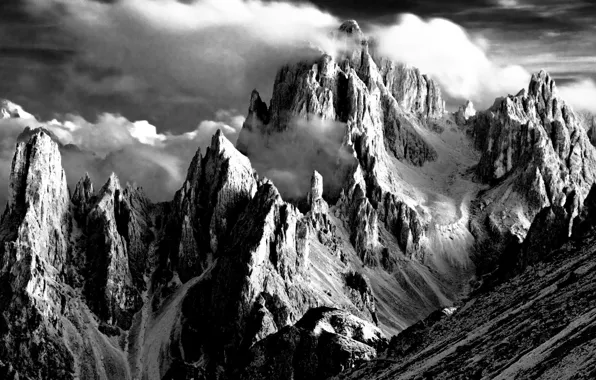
528,69,556,100
100,172,121,194
0,129,72,377
7,129,69,216
72,173,94,204
338,20,363,36
469,69,596,269
455,100,476,125
308,171,324,204
167,131,258,281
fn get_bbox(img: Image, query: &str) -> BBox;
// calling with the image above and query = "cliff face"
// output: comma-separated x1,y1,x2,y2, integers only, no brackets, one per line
0,131,72,379
236,22,476,339
166,130,258,282
469,71,596,274
237,21,450,267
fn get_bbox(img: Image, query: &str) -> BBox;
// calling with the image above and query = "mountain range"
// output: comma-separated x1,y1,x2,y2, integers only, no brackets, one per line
0,20,595,380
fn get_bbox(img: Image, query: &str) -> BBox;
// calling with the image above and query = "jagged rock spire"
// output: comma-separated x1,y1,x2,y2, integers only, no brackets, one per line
471,69,596,253
455,100,476,125
170,129,258,281
0,130,72,376
72,173,94,206
307,170,327,214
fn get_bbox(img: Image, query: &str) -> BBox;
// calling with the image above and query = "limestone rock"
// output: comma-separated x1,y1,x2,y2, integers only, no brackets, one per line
470,70,596,255
455,100,476,125
167,130,258,282
0,130,73,379
239,307,382,380
178,180,315,369
308,170,328,215
71,173,94,221
376,58,446,120
82,174,145,329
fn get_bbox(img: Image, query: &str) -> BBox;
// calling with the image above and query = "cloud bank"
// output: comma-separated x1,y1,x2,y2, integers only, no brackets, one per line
0,103,244,206
240,116,357,203
372,14,531,108
558,79,596,113
18,0,340,131
18,1,594,117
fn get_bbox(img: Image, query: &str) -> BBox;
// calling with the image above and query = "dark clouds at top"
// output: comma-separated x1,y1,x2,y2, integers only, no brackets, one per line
1,0,595,132
309,0,596,82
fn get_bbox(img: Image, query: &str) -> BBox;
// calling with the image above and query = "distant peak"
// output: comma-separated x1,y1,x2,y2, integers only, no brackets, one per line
528,69,556,98
100,172,121,195
339,20,362,35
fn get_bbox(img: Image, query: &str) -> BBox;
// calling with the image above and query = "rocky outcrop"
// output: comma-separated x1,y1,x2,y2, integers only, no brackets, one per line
308,170,328,214
579,111,596,146
166,130,258,282
240,307,384,380
178,181,315,370
455,100,476,125
0,130,73,379
81,174,151,329
470,71,596,260
376,58,445,120
237,22,440,267
71,173,94,220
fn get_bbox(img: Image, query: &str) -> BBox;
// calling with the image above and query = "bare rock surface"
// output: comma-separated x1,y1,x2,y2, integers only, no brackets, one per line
469,71,596,278
239,307,385,380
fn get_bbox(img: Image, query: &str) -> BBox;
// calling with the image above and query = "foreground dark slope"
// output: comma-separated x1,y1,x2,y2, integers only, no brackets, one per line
335,215,596,379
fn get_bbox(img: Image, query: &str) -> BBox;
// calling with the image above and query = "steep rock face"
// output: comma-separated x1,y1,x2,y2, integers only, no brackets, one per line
81,174,150,329
455,100,476,125
381,92,438,166
0,130,73,379
376,58,445,120
0,130,160,379
579,111,596,146
240,307,385,380
167,130,258,282
470,71,596,255
178,181,316,370
0,130,71,320
71,173,94,221
237,24,438,264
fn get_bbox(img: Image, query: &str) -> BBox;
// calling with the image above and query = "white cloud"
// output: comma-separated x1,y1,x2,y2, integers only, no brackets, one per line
372,14,531,108
24,0,340,123
0,99,245,203
559,79,596,113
